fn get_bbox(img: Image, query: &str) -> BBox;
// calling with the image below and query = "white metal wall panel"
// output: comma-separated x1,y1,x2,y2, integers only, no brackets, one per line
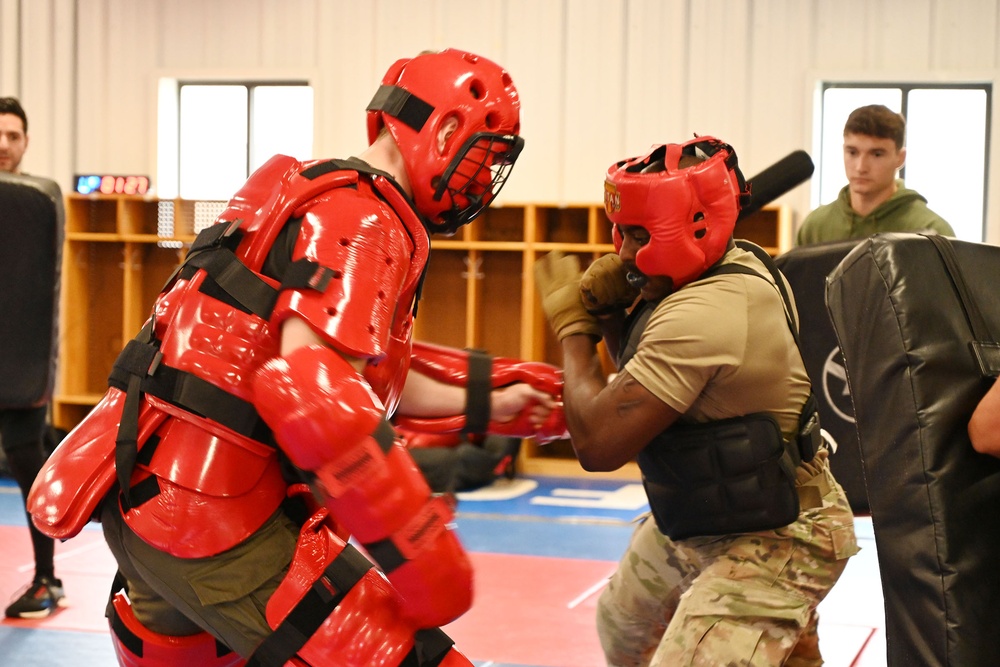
562,0,626,203
313,1,378,159
811,0,872,71
16,0,74,186
0,0,20,94
686,0,751,156
49,0,75,185
495,0,565,204
258,0,319,68
621,0,690,158
744,0,813,170
105,0,156,174
929,0,997,69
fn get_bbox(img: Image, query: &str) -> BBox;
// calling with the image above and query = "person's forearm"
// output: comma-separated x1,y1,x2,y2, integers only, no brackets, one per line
969,380,1000,456
560,334,617,468
398,370,467,417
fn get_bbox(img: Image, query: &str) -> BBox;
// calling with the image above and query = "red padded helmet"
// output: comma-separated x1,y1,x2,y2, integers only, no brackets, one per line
367,49,523,234
604,136,749,289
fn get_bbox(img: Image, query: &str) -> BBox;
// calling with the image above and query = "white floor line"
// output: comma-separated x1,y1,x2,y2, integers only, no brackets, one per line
567,566,616,609
15,538,108,573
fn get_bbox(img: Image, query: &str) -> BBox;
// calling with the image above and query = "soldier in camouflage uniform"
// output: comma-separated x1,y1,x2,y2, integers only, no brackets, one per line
534,136,859,666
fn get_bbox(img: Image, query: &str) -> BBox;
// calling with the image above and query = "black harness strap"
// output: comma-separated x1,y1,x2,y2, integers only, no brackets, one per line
109,359,274,441
703,242,822,464
111,219,342,509
463,349,493,436
114,321,161,509
181,246,280,318
280,257,338,293
106,570,237,659
400,628,457,667
300,157,396,183
246,543,375,667
352,419,411,573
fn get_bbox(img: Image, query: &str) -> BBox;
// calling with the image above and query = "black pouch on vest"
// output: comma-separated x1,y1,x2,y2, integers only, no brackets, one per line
638,412,799,540
795,392,821,465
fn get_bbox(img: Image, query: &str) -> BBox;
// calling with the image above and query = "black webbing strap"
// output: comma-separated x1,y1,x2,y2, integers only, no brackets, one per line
159,219,244,295
463,349,493,436
701,242,821,464
110,219,347,509
400,628,458,667
190,217,242,252
299,158,354,181
105,571,128,621
181,245,280,319
924,233,1000,377
362,537,406,575
299,157,395,183
366,85,434,133
733,240,801,346
106,569,236,660
354,418,407,573
373,417,398,454
123,475,162,510
114,321,160,509
246,543,375,667
109,354,274,445
279,258,337,293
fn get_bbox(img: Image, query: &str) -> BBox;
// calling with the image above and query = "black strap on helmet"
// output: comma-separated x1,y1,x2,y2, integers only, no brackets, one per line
366,85,434,132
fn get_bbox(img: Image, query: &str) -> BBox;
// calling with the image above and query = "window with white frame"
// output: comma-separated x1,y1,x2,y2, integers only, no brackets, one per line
157,80,314,202
816,83,990,242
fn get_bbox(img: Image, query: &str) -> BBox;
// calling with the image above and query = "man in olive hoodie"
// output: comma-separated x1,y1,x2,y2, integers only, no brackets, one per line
796,104,953,245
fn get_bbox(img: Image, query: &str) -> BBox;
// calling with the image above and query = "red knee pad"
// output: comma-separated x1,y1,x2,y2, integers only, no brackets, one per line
108,592,245,667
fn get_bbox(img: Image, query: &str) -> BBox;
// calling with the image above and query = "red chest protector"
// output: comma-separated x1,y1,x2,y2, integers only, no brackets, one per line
29,155,430,558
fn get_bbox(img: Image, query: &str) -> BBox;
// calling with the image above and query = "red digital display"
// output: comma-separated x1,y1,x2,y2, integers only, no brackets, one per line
75,174,150,196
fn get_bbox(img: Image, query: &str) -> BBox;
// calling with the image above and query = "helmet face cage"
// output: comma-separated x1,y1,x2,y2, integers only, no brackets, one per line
366,49,522,231
431,131,525,234
604,136,748,289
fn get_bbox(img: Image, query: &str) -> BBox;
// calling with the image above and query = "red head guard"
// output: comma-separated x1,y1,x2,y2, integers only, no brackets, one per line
367,48,524,235
604,136,750,289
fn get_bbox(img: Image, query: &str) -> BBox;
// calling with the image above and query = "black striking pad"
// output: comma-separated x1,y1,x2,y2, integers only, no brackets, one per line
827,232,1000,667
0,173,63,408
774,239,868,512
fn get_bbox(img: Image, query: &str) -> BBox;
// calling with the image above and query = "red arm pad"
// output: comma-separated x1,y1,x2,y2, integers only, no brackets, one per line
252,345,384,472
401,341,567,440
252,345,472,627
320,443,472,627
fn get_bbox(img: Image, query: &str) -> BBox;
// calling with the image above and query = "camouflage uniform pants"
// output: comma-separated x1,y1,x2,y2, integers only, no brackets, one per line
596,456,858,667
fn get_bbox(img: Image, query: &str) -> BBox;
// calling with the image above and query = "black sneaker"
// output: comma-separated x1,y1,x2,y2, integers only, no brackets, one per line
4,576,67,619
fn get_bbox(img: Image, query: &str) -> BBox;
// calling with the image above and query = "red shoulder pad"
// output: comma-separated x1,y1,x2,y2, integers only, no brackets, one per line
217,155,362,272
271,185,414,359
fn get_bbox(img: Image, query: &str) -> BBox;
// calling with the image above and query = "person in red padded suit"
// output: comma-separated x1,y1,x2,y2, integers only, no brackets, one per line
28,49,566,667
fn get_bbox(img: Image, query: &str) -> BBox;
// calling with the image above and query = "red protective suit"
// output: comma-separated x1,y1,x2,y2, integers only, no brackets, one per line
29,155,473,666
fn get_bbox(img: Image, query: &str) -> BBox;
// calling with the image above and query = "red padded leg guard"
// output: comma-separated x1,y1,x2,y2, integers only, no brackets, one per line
108,592,245,667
